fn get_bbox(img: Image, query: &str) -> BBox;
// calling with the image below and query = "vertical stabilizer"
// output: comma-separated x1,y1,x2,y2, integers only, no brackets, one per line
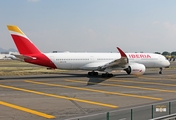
7,25,41,55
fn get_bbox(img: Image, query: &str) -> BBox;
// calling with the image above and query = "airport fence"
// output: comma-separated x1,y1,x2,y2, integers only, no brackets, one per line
66,100,176,120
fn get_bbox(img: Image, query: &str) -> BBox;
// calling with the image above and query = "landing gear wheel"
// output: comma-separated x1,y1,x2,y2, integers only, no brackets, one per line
88,71,98,76
108,74,113,77
101,73,113,77
92,72,98,76
88,72,91,76
159,67,163,74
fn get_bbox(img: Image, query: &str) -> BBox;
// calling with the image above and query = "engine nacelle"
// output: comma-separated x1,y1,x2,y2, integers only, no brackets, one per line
125,63,146,76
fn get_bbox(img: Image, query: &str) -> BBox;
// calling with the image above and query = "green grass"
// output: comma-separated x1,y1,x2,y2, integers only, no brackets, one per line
0,60,66,76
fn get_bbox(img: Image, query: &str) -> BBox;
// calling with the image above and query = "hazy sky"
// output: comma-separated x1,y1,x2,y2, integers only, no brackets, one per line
1,0,176,53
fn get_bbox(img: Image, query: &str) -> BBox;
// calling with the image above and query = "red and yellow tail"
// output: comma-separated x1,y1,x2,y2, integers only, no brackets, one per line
7,25,57,68
7,25,41,55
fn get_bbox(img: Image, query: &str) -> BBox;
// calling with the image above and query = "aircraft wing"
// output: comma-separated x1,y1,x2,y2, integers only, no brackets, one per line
98,47,129,72
11,54,36,61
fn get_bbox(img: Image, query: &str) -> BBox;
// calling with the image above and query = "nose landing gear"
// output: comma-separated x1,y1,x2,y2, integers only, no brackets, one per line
159,67,163,74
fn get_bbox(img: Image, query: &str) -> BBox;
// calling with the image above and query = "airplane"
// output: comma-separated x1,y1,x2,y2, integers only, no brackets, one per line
7,25,170,77
4,54,17,60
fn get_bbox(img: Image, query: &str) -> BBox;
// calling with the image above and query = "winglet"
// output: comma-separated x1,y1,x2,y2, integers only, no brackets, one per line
117,47,127,58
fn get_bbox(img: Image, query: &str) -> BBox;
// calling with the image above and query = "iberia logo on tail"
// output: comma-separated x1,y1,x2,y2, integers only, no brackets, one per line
7,25,41,55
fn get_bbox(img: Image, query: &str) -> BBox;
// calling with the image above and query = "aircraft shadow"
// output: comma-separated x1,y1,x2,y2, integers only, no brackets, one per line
86,76,108,86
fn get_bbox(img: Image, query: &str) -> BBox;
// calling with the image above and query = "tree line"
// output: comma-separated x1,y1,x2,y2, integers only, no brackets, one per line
155,51,176,61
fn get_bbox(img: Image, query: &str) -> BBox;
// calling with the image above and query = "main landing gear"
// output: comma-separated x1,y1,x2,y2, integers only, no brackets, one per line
88,71,98,76
159,67,163,74
101,73,113,77
88,71,113,77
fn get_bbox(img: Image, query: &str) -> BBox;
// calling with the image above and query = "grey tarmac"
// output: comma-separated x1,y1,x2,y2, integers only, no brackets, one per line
0,63,176,120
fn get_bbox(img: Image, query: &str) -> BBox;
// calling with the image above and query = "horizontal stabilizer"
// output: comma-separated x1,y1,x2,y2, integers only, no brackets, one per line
11,54,36,61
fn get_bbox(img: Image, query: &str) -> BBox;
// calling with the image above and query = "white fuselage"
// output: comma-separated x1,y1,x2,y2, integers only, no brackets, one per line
44,52,170,71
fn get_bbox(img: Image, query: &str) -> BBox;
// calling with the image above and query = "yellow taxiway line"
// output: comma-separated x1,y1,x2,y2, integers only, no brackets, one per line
25,80,162,101
106,79,176,87
139,76,176,81
65,79,176,93
0,101,55,119
0,84,117,108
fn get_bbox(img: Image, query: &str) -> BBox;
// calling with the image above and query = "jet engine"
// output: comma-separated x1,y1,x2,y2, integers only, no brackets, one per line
124,63,146,76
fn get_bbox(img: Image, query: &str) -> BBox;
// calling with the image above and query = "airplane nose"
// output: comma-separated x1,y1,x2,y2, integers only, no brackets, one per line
165,60,170,68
